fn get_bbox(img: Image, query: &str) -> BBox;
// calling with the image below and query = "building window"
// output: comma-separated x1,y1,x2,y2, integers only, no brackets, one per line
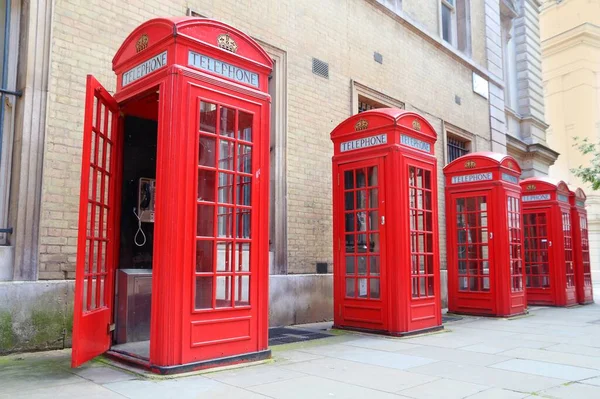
377,0,402,13
358,95,386,113
447,135,470,163
441,0,471,55
352,81,404,115
187,8,207,17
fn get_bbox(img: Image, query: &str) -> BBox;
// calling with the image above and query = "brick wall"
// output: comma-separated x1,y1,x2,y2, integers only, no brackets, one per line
40,0,491,278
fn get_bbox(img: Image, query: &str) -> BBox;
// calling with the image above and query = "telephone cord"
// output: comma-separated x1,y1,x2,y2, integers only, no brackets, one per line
133,208,147,247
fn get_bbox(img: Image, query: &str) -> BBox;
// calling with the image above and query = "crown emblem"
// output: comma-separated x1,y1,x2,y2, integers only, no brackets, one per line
526,184,536,191
355,119,369,131
217,33,238,53
507,161,515,169
412,119,421,131
464,160,476,169
136,34,149,53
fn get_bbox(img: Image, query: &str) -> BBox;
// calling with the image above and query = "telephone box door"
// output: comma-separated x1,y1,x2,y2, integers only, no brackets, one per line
72,76,121,367
450,191,494,309
523,210,553,303
337,159,387,331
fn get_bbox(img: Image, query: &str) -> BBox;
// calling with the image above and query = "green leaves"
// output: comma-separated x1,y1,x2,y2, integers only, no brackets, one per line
570,137,600,190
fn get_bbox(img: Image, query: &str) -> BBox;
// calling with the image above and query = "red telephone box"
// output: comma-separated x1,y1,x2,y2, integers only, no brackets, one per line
443,152,526,317
71,18,272,374
330,109,442,336
520,178,577,307
570,188,595,304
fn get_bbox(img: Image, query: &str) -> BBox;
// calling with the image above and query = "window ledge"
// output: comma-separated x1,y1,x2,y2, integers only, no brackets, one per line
368,0,504,89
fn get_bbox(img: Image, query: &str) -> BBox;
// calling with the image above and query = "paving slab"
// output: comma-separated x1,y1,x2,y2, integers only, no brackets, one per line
0,381,127,399
271,349,325,365
491,359,600,381
397,377,489,399
206,363,306,387
539,382,600,398
341,336,424,352
406,360,566,393
463,388,528,398
282,356,439,392
73,364,138,384
247,375,409,399
400,345,509,366
499,348,600,370
544,343,600,358
0,368,87,396
581,376,600,386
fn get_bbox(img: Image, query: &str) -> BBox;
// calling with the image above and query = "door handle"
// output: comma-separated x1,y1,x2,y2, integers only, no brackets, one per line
549,241,552,247
381,216,385,225
489,232,493,240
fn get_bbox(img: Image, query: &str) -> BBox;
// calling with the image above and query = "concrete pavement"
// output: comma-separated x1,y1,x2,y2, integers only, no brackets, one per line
1,291,599,399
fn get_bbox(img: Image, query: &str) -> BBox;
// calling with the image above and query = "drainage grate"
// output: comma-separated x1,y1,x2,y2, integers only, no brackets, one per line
268,327,332,346
312,58,329,79
442,314,463,323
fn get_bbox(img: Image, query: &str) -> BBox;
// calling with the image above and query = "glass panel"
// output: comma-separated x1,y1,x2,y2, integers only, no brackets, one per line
236,175,252,206
368,211,378,231
356,191,366,209
196,240,213,272
237,243,250,272
370,256,380,275
369,233,380,253
197,205,214,237
216,242,233,272
358,256,367,275
358,278,368,298
219,106,235,137
217,206,233,237
442,4,452,42
482,277,490,291
368,167,378,186
369,189,378,208
216,276,231,308
346,256,355,274
235,276,250,306
237,111,253,141
200,102,217,133
218,140,235,170
195,277,213,309
199,136,216,166
344,171,354,189
427,277,434,296
370,279,380,299
237,144,252,173
217,172,234,204
236,208,251,239
345,234,355,253
459,277,467,290
469,277,478,291
356,169,366,188
345,213,355,232
346,278,355,297
345,192,354,211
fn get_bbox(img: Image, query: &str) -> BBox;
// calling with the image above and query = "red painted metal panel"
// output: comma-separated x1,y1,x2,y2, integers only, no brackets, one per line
570,188,594,304
331,110,441,336
72,75,120,368
443,152,526,317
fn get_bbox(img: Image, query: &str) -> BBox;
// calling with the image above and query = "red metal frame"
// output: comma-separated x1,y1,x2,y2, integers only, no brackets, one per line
570,188,594,304
443,152,526,317
72,18,272,372
520,178,577,307
331,109,442,336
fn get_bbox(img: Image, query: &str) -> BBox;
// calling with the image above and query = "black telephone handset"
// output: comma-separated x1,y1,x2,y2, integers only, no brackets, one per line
139,182,151,209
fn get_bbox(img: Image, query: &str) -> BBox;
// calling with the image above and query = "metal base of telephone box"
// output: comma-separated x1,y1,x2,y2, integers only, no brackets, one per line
116,269,152,344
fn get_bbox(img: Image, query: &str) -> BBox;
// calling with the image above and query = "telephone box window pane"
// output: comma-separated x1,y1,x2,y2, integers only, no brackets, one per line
358,278,368,298
237,243,250,272
482,277,490,291
356,191,366,209
200,102,217,133
216,242,233,272
198,169,215,202
370,279,380,299
369,189,378,207
218,172,234,204
219,106,235,137
216,276,232,308
346,256,355,274
346,235,355,253
346,278,355,297
199,136,216,166
357,211,366,234
345,192,354,211
358,256,367,275
369,233,380,252
458,260,467,273
238,111,253,142
236,175,252,206
237,144,252,173
368,167,378,186
368,211,378,231
195,277,213,309
217,206,233,238
197,205,214,237
235,276,250,306
237,208,251,239
196,240,214,272
219,140,235,170
344,171,354,189
459,277,468,291
356,169,367,188
370,256,380,275
345,213,355,232
469,277,478,291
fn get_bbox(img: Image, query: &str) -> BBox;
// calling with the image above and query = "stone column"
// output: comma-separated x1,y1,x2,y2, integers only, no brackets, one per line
9,0,54,280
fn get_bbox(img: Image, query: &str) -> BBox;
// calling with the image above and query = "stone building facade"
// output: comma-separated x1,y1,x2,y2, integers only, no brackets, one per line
0,0,552,353
541,0,600,283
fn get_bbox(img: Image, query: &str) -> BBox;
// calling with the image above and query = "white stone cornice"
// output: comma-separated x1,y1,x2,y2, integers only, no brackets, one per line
542,23,600,56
